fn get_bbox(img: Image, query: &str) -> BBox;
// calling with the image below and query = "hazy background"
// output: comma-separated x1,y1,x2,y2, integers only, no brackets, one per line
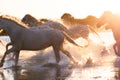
0,0,120,19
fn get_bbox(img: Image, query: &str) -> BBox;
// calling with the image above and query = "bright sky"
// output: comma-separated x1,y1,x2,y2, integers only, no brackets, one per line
0,0,120,19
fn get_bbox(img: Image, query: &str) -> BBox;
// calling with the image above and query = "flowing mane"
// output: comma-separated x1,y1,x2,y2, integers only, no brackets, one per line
0,15,29,29
61,13,98,28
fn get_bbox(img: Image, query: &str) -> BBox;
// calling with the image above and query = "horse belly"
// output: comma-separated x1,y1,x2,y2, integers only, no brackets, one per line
21,30,64,50
22,39,52,50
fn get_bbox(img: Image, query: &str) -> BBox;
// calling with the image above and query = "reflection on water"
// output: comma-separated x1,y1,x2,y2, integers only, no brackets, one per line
0,64,120,80
3,68,19,80
0,65,71,80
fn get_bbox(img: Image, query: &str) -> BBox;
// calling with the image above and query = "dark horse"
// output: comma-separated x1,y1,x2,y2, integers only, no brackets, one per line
0,15,81,67
97,11,120,56
22,14,101,41
21,14,89,40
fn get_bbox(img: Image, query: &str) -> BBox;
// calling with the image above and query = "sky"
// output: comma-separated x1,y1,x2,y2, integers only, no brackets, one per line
0,0,120,19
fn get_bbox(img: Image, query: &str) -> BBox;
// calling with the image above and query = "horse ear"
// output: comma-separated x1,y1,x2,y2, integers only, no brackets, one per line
61,13,72,19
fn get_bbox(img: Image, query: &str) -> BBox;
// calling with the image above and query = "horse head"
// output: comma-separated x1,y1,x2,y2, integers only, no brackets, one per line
22,14,42,27
61,13,74,20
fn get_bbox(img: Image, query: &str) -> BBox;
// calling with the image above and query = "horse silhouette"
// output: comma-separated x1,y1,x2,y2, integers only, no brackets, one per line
97,11,120,56
22,14,90,40
61,13,98,28
0,15,82,67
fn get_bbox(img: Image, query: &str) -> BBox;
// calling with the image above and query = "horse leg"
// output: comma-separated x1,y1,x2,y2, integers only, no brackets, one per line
14,50,20,67
0,47,15,67
60,44,78,64
113,43,120,56
113,43,118,55
5,42,14,60
53,46,61,64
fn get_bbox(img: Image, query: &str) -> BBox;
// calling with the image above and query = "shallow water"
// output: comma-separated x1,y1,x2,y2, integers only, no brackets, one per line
0,31,120,80
0,59,119,80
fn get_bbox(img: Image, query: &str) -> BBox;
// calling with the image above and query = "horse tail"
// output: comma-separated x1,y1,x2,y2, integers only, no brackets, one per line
62,32,83,47
59,25,73,38
88,25,99,36
50,23,73,38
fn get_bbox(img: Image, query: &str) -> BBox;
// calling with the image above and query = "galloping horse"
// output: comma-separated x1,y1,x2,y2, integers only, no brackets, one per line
61,13,99,29
97,11,120,56
0,15,81,67
22,14,103,46
22,14,89,40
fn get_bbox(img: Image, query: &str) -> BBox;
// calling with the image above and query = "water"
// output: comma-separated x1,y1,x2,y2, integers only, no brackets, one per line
0,31,120,80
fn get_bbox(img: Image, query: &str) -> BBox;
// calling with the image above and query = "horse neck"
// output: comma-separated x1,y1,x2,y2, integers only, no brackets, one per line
2,19,26,36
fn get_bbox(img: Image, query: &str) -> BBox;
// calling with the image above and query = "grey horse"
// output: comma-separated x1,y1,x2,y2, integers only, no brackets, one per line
22,14,90,40
0,15,82,67
22,14,101,44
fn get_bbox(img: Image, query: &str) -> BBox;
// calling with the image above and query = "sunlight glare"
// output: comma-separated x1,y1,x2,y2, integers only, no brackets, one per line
89,31,115,46
66,66,115,80
75,38,88,47
1,0,120,18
